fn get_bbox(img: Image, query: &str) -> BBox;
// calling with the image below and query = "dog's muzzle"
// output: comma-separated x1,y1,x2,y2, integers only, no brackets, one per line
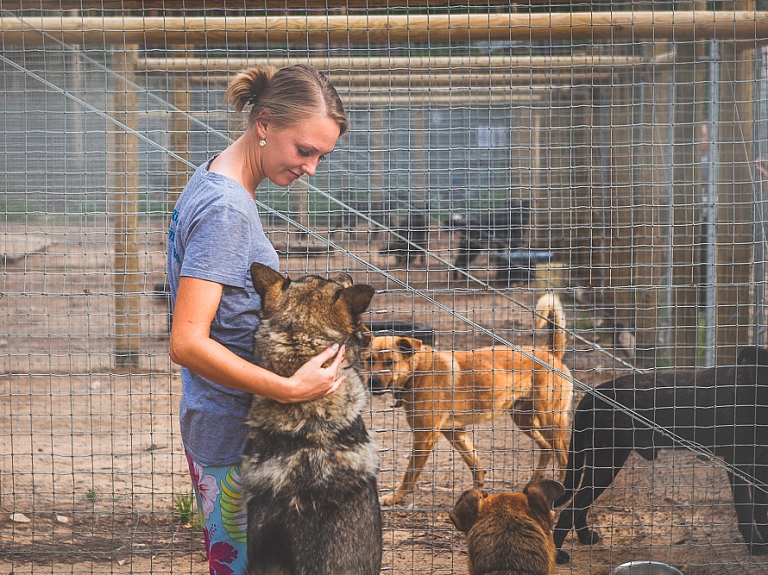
368,375,391,395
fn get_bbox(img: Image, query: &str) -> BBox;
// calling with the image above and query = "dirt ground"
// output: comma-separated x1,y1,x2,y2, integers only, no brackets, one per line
1,220,767,574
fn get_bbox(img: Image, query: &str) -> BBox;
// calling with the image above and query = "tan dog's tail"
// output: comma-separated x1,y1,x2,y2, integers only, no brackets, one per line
534,293,567,359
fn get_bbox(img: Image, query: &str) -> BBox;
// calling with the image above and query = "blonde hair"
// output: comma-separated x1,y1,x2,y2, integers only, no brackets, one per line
223,64,348,136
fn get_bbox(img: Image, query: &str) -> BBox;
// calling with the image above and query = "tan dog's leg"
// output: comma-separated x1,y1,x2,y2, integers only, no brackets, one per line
529,428,556,481
512,408,555,481
381,429,440,506
550,412,571,483
513,406,571,482
441,428,485,488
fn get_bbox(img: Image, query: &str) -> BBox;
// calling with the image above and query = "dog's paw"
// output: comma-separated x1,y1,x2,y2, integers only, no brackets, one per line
380,493,403,507
555,550,571,564
576,528,601,545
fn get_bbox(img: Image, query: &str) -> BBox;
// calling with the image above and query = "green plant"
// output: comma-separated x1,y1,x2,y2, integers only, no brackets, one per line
85,487,100,501
174,491,201,531
573,315,595,331
689,497,707,516
697,317,708,366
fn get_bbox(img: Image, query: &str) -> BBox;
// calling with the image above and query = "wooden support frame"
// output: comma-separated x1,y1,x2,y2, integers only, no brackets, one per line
136,55,651,73
109,47,142,372
2,12,768,45
0,0,570,9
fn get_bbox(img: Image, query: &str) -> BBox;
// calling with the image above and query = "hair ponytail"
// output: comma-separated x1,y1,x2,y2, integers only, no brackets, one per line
223,64,348,136
223,66,277,114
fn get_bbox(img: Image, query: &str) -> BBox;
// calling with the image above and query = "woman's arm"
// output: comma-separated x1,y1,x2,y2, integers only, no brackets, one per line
169,275,345,403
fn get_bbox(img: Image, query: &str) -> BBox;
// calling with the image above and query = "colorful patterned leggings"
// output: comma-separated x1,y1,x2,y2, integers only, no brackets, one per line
185,451,248,575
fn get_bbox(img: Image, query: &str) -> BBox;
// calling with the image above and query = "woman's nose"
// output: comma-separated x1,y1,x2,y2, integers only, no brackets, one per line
302,157,319,177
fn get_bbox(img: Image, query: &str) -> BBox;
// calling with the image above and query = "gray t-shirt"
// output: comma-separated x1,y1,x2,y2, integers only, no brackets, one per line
167,157,279,466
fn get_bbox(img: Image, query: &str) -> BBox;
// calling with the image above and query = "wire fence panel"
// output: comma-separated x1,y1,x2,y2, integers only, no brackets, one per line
1,4,768,575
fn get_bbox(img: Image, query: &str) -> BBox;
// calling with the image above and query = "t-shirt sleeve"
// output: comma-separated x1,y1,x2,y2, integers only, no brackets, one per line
179,203,253,289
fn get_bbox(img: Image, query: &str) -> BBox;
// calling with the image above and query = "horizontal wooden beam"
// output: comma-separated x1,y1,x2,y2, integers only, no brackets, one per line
176,88,559,106
137,54,647,73
0,0,567,10
1,12,767,45
182,72,607,88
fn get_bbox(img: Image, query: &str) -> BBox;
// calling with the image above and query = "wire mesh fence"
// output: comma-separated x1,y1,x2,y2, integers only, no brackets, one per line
2,3,768,574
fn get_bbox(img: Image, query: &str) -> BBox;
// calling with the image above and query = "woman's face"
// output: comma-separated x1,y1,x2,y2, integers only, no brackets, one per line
258,114,341,187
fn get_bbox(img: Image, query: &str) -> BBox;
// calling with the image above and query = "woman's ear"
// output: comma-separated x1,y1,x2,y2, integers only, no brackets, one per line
254,108,274,138
255,118,268,141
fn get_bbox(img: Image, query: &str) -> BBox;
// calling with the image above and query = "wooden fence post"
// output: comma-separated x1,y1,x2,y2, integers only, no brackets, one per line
110,47,141,371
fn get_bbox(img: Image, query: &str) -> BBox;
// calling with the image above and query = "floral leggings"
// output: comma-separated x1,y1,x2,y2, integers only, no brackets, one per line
185,451,248,575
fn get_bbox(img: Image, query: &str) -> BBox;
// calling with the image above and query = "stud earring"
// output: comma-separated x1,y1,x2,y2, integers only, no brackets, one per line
259,139,266,147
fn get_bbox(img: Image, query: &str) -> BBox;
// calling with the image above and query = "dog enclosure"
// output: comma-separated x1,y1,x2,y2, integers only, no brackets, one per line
2,1,768,574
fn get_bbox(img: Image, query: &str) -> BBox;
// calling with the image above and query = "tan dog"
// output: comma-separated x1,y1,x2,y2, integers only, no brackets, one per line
449,479,565,575
366,293,573,506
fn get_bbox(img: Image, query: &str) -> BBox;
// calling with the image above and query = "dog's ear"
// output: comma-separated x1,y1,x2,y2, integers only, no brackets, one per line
331,273,354,288
337,284,376,317
523,479,565,516
250,263,290,302
449,489,486,534
395,337,422,355
359,324,372,346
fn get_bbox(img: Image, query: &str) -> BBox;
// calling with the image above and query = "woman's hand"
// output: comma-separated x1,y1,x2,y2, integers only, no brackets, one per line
171,276,346,403
279,343,347,403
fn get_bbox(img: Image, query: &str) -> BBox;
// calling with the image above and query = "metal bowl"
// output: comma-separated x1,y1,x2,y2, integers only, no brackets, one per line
609,561,685,575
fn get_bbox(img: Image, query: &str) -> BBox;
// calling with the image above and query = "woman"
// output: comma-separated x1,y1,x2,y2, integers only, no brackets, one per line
167,64,349,574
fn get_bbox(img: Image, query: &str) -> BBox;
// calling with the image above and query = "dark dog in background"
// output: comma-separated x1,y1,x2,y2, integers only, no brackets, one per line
446,200,530,279
242,263,381,575
381,210,430,267
450,479,565,575
553,346,768,563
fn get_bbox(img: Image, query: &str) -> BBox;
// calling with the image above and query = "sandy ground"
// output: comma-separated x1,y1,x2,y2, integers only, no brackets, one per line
1,220,767,574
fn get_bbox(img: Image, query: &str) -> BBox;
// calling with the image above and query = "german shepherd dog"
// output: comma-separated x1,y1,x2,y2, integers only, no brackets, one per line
450,479,565,575
242,263,382,575
365,293,573,506
553,346,768,564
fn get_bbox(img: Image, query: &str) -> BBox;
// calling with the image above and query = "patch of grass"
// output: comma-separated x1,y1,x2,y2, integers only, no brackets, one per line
85,488,100,501
689,497,707,516
697,317,708,366
573,315,595,331
174,491,202,532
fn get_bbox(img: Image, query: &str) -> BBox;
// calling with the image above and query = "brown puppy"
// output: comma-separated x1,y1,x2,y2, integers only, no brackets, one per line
366,293,573,506
449,479,565,575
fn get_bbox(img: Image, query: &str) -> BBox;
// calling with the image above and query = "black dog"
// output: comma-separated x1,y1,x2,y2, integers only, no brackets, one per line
381,211,430,267
445,200,530,279
553,346,768,563
242,263,382,575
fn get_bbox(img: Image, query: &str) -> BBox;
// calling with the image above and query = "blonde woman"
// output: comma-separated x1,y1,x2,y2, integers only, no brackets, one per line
167,64,349,574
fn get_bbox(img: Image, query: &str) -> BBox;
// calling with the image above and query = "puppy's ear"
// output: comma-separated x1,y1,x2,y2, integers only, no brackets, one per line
395,337,423,355
331,273,354,288
449,489,486,534
523,479,565,517
250,263,289,302
338,284,376,317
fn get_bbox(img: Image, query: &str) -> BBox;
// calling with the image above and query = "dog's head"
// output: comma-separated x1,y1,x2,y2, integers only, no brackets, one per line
249,262,376,376
738,346,768,367
449,479,565,535
449,488,487,534
363,334,423,394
